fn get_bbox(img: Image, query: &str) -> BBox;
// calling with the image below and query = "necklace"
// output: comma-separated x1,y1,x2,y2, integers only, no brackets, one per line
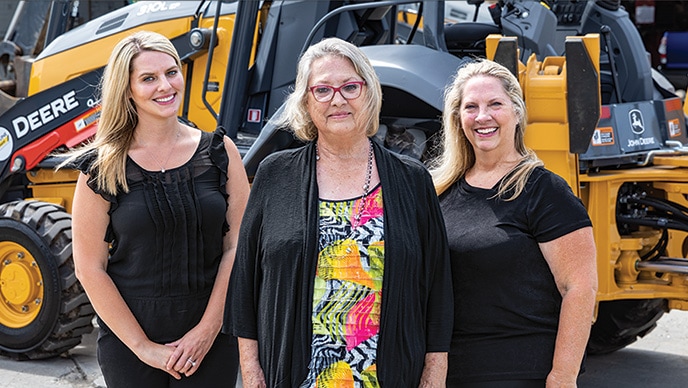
152,127,181,173
315,139,374,229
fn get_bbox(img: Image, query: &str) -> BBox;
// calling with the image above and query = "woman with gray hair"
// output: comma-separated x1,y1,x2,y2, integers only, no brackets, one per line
431,59,597,387
226,37,453,387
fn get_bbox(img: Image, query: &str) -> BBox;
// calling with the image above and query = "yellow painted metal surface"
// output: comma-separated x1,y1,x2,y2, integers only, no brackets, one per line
29,13,240,135
25,169,79,213
581,170,688,304
0,242,44,329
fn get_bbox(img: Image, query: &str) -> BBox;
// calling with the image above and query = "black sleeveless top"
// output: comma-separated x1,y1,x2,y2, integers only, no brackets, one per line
77,130,229,341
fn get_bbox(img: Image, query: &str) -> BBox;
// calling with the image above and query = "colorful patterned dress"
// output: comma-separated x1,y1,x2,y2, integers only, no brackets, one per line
301,185,384,388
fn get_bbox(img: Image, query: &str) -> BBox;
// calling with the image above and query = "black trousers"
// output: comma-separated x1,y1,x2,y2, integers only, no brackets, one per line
97,330,239,388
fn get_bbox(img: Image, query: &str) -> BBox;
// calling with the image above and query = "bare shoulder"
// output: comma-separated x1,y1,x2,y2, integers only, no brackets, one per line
222,135,241,155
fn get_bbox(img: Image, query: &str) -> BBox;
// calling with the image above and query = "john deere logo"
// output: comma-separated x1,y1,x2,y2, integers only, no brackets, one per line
629,109,645,135
0,127,13,161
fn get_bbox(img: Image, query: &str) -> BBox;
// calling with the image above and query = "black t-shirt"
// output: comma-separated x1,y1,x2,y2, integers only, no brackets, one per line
439,166,592,383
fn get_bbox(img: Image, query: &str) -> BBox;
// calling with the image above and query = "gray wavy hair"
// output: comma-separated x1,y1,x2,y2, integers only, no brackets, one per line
272,37,383,141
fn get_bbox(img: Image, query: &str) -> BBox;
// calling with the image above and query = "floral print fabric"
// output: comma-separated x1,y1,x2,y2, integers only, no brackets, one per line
302,185,384,388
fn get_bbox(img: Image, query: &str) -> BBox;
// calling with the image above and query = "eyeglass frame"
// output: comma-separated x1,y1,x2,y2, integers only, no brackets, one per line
308,80,366,102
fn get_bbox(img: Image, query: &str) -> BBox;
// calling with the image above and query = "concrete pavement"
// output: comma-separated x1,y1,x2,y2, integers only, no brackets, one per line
579,309,688,387
0,322,104,388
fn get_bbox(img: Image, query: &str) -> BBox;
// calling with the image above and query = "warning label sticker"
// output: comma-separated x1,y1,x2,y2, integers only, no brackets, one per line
668,118,682,138
591,127,615,146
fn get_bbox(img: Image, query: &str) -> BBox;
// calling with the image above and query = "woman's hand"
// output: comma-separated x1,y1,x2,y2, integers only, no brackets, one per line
238,338,267,388
135,341,182,380
164,324,219,377
418,352,447,388
241,360,267,388
546,370,578,388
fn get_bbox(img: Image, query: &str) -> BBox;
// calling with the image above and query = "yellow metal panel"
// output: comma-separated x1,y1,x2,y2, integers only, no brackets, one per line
28,187,75,213
28,20,195,95
582,169,688,305
652,155,688,167
25,168,79,184
25,168,78,213
186,15,237,132
524,122,569,151
524,56,567,124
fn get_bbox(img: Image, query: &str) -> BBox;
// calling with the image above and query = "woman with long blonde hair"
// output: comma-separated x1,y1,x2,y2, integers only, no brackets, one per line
66,30,249,387
431,59,597,387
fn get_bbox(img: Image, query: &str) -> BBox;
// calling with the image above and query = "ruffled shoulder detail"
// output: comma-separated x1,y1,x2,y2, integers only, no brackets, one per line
71,149,117,205
71,148,97,175
207,129,230,234
208,130,229,181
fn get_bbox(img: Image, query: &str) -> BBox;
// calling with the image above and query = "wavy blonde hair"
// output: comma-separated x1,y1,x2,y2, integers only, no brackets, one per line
272,37,382,141
430,59,542,199
60,30,182,195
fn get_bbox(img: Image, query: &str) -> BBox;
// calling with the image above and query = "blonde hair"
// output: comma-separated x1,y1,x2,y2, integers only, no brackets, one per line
430,59,542,199
272,37,382,141
60,30,182,194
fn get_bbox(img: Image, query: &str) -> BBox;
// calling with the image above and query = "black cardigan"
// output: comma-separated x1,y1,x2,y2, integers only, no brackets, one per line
225,140,453,387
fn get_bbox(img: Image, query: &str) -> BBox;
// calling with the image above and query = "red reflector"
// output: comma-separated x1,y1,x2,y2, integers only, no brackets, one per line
600,106,611,120
666,98,682,112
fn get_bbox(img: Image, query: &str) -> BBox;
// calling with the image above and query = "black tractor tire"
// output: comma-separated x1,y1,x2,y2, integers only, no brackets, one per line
587,298,668,355
0,200,94,360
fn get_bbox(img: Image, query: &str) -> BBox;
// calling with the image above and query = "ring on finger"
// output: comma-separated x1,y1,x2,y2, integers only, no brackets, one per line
187,358,196,367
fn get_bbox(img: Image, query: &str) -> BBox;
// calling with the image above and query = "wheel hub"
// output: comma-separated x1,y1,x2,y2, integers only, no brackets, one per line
0,242,43,328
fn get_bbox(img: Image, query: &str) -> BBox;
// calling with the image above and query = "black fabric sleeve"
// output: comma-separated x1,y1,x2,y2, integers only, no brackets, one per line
224,155,268,339
418,167,454,352
527,169,592,243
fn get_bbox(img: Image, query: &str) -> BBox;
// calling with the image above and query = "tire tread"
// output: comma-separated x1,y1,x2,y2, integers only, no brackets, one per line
0,200,94,360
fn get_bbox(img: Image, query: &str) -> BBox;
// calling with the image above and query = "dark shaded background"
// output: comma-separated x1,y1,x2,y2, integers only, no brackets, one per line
621,0,688,67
